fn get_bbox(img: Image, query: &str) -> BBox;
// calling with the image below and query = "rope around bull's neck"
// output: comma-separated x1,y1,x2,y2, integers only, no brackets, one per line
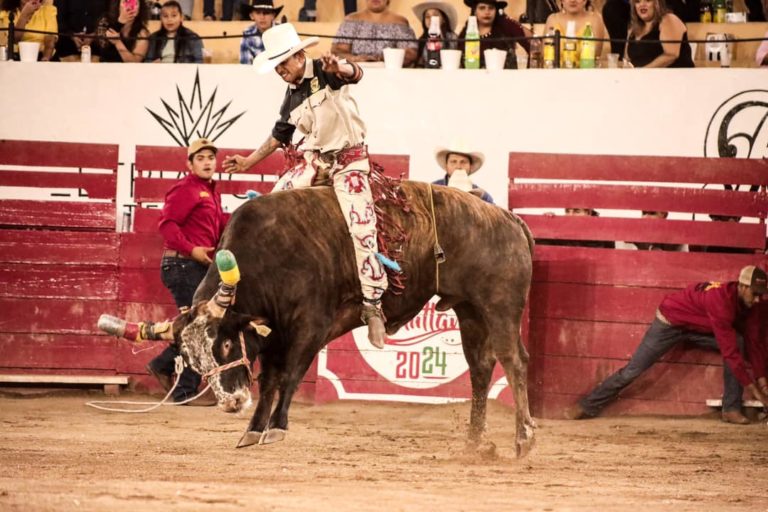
427,184,442,294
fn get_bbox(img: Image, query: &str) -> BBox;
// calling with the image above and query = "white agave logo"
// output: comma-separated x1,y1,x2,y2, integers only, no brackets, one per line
352,297,468,389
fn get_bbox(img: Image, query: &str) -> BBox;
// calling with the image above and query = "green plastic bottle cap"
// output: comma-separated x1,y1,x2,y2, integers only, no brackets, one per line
215,250,237,272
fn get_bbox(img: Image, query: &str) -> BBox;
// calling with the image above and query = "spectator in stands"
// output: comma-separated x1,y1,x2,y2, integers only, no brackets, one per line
0,0,58,61
601,0,630,55
413,1,459,68
432,144,494,204
145,0,202,63
239,0,281,65
146,138,231,406
526,0,558,23
53,0,106,62
331,0,418,66
204,0,244,20
565,266,768,424
459,0,530,69
101,0,149,62
624,0,694,68
545,0,608,60
538,208,616,248
689,215,754,254
633,210,683,251
756,0,768,66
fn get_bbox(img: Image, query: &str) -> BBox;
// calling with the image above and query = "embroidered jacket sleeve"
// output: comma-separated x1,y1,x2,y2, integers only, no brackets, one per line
703,285,755,386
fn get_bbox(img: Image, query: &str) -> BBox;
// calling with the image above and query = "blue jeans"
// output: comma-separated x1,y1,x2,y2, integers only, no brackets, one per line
152,256,209,401
580,318,744,416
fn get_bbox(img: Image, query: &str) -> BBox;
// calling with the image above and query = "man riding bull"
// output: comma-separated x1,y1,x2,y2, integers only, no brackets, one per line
223,23,388,350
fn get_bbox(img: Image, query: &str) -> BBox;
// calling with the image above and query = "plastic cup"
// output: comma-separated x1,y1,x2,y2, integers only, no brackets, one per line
484,48,506,71
382,47,405,69
439,49,461,70
606,53,619,68
18,41,40,62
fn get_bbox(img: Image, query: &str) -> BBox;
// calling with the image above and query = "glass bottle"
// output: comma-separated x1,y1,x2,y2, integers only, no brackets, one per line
563,21,577,69
426,15,442,69
543,27,556,68
713,0,726,22
579,22,595,68
464,15,481,69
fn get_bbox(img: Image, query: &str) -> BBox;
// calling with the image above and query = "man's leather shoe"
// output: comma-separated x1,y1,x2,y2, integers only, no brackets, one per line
721,410,750,425
145,364,173,393
563,403,589,420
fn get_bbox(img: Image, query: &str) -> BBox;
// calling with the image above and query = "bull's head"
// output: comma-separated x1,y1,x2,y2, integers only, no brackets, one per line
172,250,271,413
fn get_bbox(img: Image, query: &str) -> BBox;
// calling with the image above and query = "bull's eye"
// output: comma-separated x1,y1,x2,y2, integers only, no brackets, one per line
221,339,233,358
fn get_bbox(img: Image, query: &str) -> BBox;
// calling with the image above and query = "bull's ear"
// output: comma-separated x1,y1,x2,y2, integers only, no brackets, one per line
248,317,271,337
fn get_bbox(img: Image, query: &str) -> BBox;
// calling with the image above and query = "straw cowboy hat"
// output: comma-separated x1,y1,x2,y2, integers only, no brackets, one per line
253,23,319,74
435,145,485,174
412,1,458,33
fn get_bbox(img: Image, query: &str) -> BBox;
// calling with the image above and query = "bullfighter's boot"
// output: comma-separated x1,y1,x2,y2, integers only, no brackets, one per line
361,303,387,349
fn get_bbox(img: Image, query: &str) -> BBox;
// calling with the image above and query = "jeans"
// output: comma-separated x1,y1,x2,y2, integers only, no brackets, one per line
160,256,208,309
153,256,209,401
580,318,745,416
203,0,244,20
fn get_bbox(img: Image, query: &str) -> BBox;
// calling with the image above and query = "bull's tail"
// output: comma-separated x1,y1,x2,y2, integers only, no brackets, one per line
502,209,535,258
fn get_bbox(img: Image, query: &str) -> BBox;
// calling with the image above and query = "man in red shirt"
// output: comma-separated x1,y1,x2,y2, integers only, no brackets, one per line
565,266,768,424
145,138,231,405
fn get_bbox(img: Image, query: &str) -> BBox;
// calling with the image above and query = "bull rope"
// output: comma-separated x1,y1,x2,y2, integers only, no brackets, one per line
85,356,213,413
427,184,444,294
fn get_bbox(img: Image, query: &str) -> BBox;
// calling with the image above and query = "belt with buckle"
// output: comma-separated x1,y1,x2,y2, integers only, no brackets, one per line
162,249,191,259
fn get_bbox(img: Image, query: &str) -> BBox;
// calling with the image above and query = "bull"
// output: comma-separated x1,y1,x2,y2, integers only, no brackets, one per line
169,181,536,456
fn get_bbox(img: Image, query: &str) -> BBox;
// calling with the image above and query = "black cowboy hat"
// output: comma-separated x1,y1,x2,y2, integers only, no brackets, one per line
463,0,508,9
242,0,284,16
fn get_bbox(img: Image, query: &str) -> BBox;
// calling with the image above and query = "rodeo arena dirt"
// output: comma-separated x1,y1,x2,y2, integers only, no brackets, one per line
3,7,768,511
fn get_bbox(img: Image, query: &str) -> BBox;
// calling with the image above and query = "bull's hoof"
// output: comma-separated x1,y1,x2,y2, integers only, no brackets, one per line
515,433,536,458
236,430,262,448
258,428,287,445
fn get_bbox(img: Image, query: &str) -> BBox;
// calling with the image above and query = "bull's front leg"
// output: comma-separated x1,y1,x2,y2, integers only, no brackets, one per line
237,357,279,448
259,338,321,446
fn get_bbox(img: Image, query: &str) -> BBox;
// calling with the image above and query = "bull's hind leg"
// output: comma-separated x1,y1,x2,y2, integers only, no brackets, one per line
454,303,494,445
486,310,536,458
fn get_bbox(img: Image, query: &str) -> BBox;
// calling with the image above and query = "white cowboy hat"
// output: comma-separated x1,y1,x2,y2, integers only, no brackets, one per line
253,23,319,74
435,145,485,174
412,1,458,33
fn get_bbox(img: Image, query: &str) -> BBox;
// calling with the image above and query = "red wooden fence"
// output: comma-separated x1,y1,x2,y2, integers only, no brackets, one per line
509,151,768,418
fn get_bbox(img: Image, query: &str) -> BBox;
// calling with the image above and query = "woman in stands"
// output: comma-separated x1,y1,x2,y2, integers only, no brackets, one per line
458,0,530,69
145,0,203,63
625,0,694,67
331,0,418,66
412,1,459,68
101,0,149,62
0,0,58,61
545,0,607,60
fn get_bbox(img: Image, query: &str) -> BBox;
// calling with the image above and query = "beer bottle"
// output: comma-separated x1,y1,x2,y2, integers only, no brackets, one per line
426,15,443,69
699,0,712,22
579,22,595,68
543,27,556,69
563,21,577,69
713,0,726,22
464,15,481,69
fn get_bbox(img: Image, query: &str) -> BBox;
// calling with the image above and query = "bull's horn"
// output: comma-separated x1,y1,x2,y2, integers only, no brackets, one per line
97,315,174,341
207,250,240,318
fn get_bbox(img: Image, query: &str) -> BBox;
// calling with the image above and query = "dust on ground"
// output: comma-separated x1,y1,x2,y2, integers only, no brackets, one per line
0,392,767,511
